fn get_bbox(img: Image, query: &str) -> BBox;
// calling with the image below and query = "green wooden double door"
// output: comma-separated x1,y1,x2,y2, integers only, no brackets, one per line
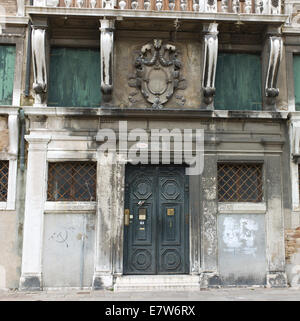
124,165,189,275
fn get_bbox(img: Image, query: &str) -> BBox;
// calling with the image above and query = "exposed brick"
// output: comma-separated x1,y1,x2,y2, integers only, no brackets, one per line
285,226,300,263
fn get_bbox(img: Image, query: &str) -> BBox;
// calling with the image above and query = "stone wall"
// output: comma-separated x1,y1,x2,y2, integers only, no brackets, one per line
0,0,17,16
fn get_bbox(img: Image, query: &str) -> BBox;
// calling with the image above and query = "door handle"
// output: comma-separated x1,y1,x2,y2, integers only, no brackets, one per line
124,209,130,226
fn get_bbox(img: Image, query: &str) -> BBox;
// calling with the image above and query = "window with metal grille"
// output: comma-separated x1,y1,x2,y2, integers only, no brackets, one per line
218,163,263,202
0,160,9,202
47,162,96,201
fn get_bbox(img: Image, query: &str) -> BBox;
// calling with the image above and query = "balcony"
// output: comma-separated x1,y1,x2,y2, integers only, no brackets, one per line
30,0,284,13
27,0,288,24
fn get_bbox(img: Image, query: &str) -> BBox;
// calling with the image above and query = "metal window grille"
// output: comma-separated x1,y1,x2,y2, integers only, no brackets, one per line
218,163,263,202
47,162,96,201
0,161,9,202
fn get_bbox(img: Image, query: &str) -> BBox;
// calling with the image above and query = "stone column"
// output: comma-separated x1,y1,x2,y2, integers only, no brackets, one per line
202,23,218,108
99,19,115,103
265,154,288,287
200,154,219,287
19,135,50,291
93,152,115,289
31,18,48,107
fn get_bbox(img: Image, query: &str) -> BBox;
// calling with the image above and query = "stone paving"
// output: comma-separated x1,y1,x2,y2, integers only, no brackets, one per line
0,287,300,301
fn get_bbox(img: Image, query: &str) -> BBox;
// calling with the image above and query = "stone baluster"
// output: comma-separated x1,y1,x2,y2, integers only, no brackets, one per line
232,0,240,13
269,0,281,14
245,0,252,13
131,0,138,8
255,0,264,14
102,0,115,8
76,0,84,7
90,0,97,8
205,0,217,13
156,0,163,10
221,0,228,12
169,0,175,10
144,0,150,10
192,0,199,11
180,0,187,11
119,0,126,9
64,0,72,7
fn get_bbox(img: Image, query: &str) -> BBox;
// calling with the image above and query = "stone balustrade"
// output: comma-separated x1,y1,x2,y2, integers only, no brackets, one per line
32,0,282,15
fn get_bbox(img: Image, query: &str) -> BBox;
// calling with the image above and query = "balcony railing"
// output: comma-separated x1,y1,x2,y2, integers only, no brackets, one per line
33,0,283,15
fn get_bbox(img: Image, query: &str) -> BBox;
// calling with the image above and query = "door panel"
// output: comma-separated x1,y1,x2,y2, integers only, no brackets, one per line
124,165,189,275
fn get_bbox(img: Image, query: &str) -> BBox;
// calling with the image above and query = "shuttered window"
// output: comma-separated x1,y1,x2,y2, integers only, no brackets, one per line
0,45,16,105
215,53,262,111
293,55,300,111
48,47,101,107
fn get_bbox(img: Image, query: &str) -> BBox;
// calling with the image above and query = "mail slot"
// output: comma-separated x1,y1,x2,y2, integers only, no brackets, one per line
167,208,175,216
139,208,147,220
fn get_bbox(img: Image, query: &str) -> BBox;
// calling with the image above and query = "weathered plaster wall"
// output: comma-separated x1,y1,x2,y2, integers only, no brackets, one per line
0,211,20,289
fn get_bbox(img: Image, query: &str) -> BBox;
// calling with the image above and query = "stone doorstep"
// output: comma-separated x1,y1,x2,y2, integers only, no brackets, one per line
114,275,200,292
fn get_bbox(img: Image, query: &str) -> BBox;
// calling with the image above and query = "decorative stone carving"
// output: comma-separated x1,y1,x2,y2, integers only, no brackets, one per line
100,19,115,102
202,23,218,105
265,36,283,103
32,25,48,107
129,39,186,109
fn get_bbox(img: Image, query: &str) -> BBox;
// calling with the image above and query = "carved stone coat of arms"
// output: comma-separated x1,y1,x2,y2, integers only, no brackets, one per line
129,39,186,108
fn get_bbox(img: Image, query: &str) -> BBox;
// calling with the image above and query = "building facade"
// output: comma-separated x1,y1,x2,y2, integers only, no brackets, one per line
0,0,300,290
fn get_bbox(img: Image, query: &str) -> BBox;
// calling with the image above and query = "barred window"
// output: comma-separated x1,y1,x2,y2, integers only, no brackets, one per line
0,161,9,202
218,163,263,202
47,162,96,201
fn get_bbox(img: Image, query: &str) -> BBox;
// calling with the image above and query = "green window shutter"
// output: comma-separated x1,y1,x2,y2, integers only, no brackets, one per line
214,53,262,111
293,55,300,111
48,47,101,107
0,45,16,106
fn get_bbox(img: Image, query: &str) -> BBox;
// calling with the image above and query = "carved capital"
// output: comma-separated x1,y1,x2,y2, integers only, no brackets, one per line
202,23,218,106
31,22,48,107
99,19,115,103
265,35,283,104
